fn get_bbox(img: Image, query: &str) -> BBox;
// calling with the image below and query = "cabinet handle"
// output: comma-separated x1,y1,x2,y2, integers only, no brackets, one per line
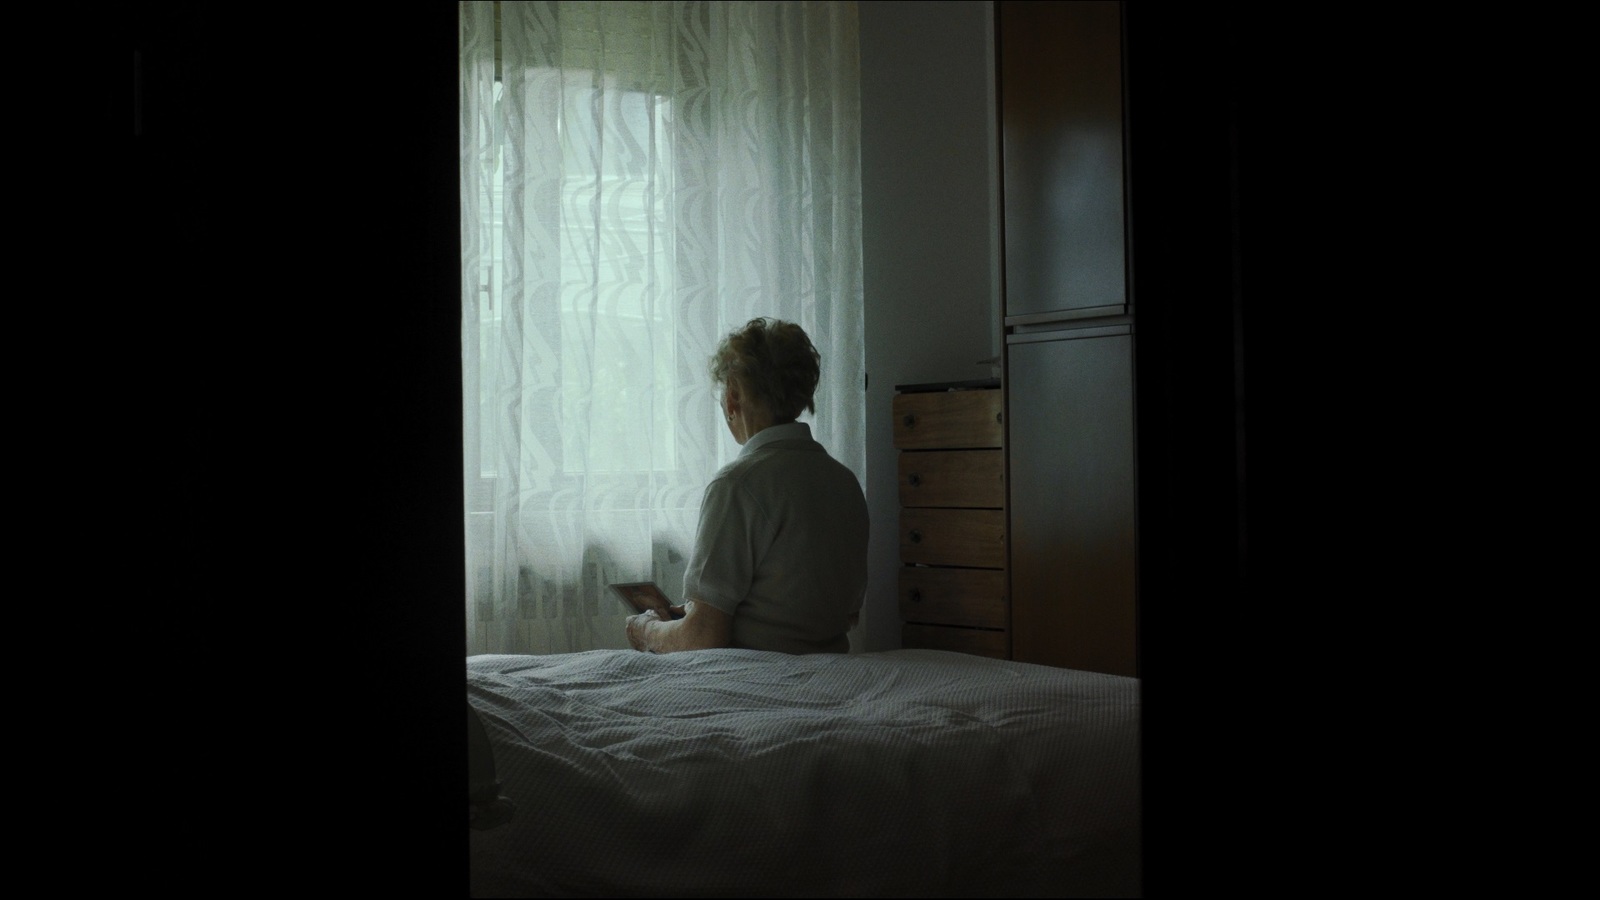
909,589,922,604
903,413,916,428
907,473,921,487
909,529,922,543
996,412,1003,424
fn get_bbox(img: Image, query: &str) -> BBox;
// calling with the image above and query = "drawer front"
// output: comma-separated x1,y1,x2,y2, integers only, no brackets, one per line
899,508,1006,568
899,449,1004,508
892,390,1003,450
899,566,1007,629
902,623,1008,659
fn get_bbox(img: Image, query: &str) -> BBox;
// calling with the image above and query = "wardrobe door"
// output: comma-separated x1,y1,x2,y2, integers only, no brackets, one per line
1007,330,1137,677
999,0,1126,322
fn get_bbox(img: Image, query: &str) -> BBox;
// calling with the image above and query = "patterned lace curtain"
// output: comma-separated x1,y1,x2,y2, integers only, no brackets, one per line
460,1,864,656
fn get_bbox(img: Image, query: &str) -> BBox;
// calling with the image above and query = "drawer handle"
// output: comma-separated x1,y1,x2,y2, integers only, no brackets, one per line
909,529,922,543
996,412,1003,424
907,473,921,487
909,589,923,604
903,413,916,428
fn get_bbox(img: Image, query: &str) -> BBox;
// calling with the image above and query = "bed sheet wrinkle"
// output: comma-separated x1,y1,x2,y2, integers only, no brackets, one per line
469,689,571,746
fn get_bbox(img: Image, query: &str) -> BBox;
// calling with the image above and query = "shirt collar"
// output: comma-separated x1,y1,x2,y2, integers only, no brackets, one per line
739,420,813,457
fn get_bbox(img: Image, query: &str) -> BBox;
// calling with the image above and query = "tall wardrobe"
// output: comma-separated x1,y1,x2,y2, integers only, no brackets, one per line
999,0,1137,678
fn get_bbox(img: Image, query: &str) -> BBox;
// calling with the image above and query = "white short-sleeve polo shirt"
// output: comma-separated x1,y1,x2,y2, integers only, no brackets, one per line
682,421,869,654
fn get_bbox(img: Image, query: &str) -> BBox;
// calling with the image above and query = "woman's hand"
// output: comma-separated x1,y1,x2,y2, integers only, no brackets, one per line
624,599,732,653
626,609,664,651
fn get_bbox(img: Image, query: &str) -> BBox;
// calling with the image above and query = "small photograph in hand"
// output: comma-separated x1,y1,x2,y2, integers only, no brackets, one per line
608,582,684,619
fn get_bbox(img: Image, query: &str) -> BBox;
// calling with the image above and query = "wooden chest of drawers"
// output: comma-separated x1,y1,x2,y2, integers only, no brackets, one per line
894,381,1008,659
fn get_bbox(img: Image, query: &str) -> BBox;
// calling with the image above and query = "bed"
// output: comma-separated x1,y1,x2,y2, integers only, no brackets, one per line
467,648,1141,897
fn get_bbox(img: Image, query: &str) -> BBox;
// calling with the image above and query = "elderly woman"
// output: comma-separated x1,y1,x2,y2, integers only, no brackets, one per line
626,318,869,655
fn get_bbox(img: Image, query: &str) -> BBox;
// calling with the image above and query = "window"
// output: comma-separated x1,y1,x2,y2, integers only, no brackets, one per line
469,1,681,507
461,0,866,656
553,79,677,475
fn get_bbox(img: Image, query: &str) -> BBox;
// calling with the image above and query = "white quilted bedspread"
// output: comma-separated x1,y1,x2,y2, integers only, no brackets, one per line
467,648,1139,897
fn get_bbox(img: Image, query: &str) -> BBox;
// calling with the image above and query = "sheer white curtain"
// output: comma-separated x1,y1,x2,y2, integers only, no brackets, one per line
460,1,864,656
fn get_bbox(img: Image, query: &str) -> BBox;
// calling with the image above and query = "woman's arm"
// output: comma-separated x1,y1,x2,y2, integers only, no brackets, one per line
626,599,733,653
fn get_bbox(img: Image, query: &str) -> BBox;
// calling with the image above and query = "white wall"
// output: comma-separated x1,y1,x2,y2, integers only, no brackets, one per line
857,1,1002,652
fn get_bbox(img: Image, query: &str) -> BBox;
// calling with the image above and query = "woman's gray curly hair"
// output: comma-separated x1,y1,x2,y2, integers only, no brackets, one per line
709,317,822,422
